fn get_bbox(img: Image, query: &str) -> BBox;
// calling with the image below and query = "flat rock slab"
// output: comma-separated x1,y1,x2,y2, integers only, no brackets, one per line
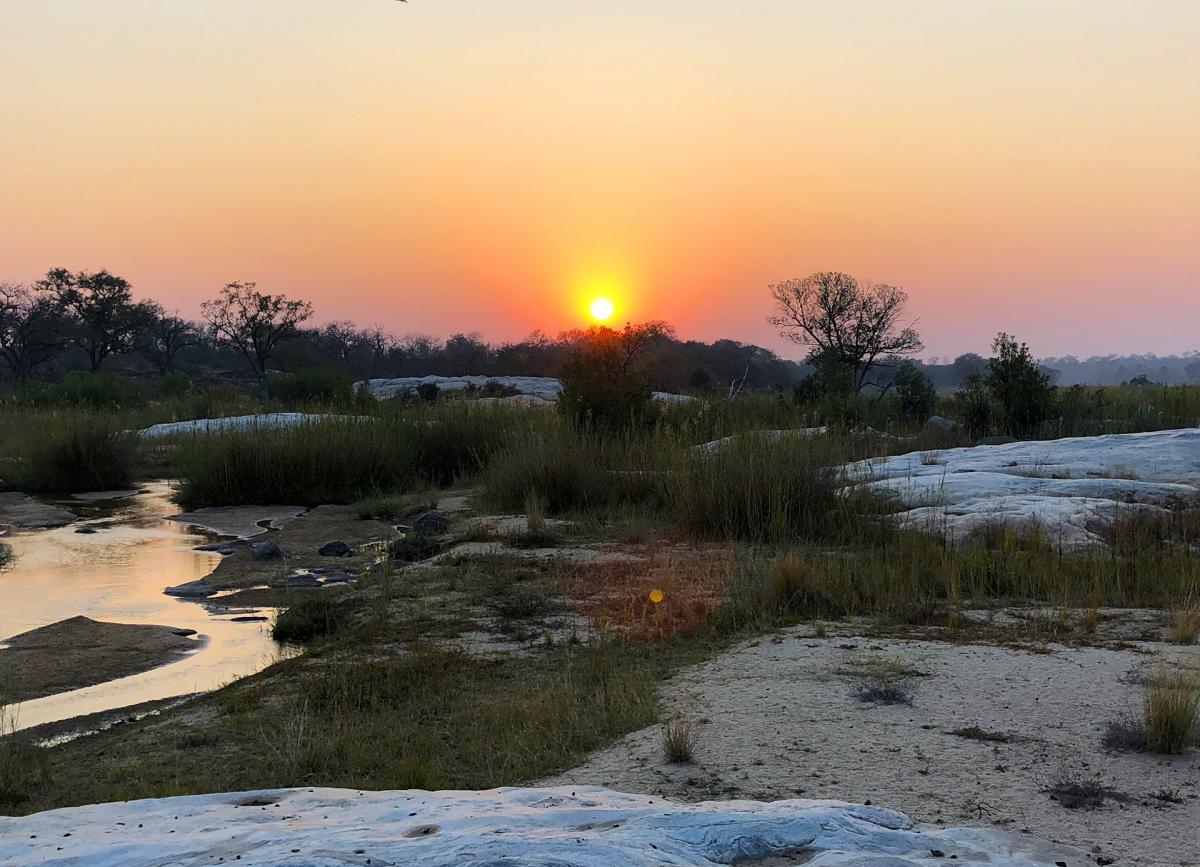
846,427,1200,547
166,505,306,539
163,578,216,598
0,785,1086,866
0,616,201,703
0,493,75,530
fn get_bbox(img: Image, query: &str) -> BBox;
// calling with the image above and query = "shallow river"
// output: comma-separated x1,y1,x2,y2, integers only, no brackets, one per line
0,482,282,732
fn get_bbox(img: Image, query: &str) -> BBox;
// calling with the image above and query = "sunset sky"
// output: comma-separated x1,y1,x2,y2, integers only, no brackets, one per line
2,1,1197,359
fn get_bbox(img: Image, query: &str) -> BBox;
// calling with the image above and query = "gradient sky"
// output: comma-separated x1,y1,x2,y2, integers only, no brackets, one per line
2,1,1197,359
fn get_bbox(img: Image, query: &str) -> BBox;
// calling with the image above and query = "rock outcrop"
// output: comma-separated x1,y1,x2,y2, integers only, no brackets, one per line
0,786,1086,866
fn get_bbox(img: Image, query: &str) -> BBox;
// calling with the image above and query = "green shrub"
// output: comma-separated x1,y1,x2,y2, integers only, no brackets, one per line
558,323,671,429
894,360,937,422
269,365,354,406
272,597,343,642
986,333,1056,437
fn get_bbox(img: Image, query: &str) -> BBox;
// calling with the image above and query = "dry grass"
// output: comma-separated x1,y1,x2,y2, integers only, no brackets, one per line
662,719,696,764
1143,665,1200,754
568,550,733,640
1166,605,1199,645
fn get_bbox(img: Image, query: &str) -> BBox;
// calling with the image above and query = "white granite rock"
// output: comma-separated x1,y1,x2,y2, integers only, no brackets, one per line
0,786,1087,866
848,428,1200,547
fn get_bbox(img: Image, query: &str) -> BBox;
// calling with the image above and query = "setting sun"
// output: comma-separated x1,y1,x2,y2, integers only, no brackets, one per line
589,297,615,322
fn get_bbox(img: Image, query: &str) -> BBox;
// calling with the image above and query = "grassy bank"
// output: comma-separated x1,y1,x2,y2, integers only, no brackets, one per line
173,406,531,507
2,629,706,812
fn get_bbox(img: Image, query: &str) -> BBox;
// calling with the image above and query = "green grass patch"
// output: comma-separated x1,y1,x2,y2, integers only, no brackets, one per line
271,597,345,642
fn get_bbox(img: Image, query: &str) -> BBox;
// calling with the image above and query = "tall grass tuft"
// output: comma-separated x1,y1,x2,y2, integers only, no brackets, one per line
21,418,136,492
483,426,661,515
174,407,517,506
662,719,696,763
1143,665,1200,754
0,699,47,809
664,434,888,543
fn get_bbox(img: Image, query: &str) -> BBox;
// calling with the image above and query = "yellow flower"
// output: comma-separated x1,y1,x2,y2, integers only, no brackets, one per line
648,589,664,604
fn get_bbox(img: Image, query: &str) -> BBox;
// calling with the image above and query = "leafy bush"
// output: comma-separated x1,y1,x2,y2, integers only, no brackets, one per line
269,365,355,406
894,360,936,422
792,348,855,407
986,333,1056,437
558,323,672,429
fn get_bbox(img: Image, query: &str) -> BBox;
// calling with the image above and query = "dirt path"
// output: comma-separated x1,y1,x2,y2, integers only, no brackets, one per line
546,630,1200,867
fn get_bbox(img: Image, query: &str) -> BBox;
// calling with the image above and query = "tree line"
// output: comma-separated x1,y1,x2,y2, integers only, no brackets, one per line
0,268,807,396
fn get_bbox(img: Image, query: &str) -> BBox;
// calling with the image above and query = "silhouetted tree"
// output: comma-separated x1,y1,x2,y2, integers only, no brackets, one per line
768,271,923,392
0,283,71,384
143,306,201,374
36,268,156,371
950,353,987,386
202,281,313,396
318,321,363,368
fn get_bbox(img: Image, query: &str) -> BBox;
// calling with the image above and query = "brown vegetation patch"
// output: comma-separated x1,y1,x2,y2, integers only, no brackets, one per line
567,547,734,639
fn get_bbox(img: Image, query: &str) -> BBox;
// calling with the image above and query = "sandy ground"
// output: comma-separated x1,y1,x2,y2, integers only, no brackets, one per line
0,616,201,703
546,629,1200,867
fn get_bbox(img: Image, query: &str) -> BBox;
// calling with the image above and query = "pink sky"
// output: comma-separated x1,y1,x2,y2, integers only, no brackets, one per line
1,1,1197,359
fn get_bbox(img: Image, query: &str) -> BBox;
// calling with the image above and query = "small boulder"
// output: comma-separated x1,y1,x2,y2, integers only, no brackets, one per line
74,526,100,534
390,534,441,563
412,510,447,536
164,579,216,599
318,540,353,558
924,415,958,432
250,539,282,561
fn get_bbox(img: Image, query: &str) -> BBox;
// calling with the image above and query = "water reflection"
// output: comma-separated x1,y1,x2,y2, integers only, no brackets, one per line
0,482,282,731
